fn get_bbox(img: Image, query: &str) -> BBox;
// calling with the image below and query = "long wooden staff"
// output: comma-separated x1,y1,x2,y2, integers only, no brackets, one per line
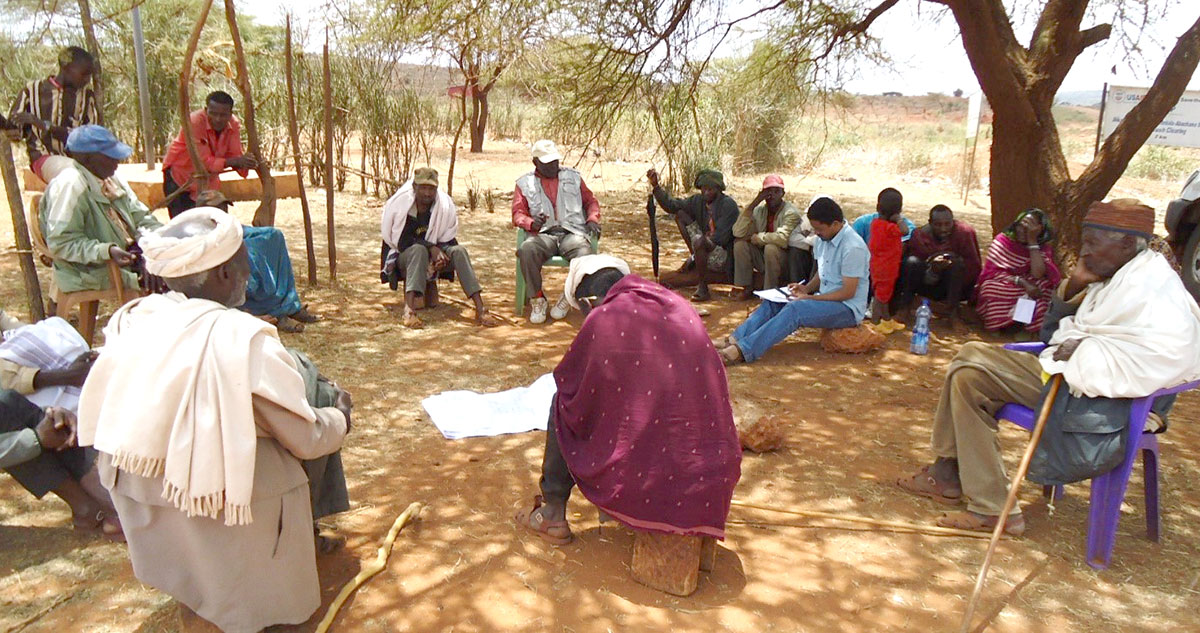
223,0,276,227
959,373,1063,633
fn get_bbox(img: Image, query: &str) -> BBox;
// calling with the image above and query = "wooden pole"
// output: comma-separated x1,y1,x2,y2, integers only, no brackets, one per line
223,0,276,227
959,374,1064,633
179,0,214,188
322,32,337,282
1,141,45,320
962,131,980,205
77,0,105,126
730,501,1002,540
285,15,318,286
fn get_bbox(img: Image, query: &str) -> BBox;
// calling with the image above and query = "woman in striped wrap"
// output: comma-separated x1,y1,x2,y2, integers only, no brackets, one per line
975,208,1062,332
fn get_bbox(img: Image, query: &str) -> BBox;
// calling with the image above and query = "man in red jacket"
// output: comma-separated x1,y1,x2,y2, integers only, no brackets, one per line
161,90,258,218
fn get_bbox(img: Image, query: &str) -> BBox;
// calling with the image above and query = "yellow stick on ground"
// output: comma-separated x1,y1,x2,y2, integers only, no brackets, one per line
730,500,1006,540
314,502,423,633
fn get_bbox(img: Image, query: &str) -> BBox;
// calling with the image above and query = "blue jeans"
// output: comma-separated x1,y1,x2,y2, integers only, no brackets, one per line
734,299,858,362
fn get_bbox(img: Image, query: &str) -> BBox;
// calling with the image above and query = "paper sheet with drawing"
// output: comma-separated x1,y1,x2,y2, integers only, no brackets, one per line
422,373,558,439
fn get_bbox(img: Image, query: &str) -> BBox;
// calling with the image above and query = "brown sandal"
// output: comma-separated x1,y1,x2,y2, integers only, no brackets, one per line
937,511,1026,537
514,495,573,545
402,311,424,329
897,466,964,506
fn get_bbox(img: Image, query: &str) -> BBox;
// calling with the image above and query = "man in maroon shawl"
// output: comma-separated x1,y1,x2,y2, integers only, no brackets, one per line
897,205,982,328
515,255,741,545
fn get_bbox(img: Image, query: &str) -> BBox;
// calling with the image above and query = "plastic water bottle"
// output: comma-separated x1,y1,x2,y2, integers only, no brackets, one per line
910,299,932,355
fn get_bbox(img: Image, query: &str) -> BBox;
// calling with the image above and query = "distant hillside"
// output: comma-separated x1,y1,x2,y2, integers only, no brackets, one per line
1055,90,1102,108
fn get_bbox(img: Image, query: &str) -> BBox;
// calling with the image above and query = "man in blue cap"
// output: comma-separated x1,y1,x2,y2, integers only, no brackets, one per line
39,125,162,296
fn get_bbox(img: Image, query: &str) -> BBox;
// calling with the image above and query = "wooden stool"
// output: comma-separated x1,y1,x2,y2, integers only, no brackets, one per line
630,531,717,596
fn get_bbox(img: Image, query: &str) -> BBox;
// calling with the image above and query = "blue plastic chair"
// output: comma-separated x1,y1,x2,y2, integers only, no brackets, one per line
996,342,1200,569
513,228,599,316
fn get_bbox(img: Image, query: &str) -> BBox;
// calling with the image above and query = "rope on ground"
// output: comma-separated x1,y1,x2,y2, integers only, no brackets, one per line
730,500,1007,540
314,501,423,633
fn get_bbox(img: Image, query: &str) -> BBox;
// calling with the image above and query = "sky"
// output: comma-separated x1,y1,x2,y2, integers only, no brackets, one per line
243,0,1200,96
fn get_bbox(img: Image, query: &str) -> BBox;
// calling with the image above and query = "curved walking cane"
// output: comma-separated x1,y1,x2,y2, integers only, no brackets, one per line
959,373,1063,633
646,193,660,280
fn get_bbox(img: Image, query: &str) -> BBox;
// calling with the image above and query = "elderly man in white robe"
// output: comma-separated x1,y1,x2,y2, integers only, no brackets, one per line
77,208,352,633
898,199,1200,535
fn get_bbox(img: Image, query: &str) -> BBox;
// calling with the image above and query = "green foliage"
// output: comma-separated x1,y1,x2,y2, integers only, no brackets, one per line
1126,145,1194,182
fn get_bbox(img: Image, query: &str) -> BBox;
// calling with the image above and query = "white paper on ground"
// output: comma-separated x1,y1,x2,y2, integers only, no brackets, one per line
1013,296,1037,324
422,373,558,440
754,287,793,304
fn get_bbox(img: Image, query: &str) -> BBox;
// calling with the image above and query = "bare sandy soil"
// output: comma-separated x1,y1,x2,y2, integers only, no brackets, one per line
2,138,1199,633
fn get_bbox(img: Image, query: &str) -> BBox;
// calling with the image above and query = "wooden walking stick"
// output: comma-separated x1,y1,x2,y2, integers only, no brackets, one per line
959,373,1063,633
285,14,318,285
314,502,422,633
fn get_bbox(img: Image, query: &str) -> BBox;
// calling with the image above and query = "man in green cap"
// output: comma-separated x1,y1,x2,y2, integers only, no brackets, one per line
647,167,739,301
381,167,498,328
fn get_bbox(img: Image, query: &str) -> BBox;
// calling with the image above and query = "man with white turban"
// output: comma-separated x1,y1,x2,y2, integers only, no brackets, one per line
77,208,352,632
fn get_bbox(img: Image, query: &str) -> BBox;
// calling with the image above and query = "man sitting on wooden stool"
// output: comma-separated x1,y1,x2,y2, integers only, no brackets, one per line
514,255,741,593
381,167,499,329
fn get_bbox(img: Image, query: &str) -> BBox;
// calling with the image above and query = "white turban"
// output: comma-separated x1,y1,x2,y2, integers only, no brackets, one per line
139,207,244,278
563,254,631,310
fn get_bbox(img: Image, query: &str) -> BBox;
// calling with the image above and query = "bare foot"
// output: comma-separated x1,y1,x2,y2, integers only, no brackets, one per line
291,305,320,323
476,312,501,327
402,310,424,329
731,287,755,301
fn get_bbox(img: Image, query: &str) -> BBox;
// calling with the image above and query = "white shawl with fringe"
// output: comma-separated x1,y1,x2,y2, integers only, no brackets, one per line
77,292,295,526
381,179,458,249
1040,249,1200,398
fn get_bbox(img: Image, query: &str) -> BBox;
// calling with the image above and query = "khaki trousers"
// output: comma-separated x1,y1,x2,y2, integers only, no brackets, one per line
930,342,1043,516
733,240,787,288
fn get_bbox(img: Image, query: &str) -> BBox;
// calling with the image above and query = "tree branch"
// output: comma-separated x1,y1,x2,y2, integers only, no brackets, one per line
1078,23,1111,51
1073,14,1200,204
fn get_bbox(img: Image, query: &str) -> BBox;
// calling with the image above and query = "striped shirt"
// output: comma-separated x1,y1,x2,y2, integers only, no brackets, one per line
8,77,98,162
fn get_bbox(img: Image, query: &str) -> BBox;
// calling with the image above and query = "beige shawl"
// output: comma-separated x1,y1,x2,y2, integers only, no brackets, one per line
77,292,276,525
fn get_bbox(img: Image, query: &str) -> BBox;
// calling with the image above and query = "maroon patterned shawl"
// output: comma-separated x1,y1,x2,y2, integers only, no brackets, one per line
553,275,741,539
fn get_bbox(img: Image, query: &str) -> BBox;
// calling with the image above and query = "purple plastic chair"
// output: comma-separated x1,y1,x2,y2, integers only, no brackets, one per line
996,342,1200,570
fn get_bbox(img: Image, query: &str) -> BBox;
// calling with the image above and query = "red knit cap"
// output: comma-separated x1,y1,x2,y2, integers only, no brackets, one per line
1082,199,1155,238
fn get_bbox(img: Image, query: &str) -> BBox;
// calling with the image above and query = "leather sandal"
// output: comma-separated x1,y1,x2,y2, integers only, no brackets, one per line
897,466,964,505
514,495,573,545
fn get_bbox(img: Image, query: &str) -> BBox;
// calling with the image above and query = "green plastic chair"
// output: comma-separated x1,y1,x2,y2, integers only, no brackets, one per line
514,228,599,315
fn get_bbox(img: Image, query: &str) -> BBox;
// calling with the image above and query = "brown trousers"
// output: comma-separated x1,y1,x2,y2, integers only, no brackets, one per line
930,342,1043,516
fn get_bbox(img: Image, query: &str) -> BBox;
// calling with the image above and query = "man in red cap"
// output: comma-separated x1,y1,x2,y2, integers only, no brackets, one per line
898,199,1200,535
731,175,801,300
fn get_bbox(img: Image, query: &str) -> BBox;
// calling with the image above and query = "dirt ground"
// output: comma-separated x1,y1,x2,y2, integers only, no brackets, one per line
2,139,1200,633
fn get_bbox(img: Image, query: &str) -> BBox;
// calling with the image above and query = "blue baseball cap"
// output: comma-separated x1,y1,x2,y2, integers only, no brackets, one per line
65,125,133,160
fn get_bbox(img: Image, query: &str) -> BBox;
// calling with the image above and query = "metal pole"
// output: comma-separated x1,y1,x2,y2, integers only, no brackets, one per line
132,5,155,168
1093,82,1109,158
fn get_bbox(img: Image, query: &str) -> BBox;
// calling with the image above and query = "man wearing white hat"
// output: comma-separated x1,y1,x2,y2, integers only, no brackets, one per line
512,140,601,324
77,208,351,632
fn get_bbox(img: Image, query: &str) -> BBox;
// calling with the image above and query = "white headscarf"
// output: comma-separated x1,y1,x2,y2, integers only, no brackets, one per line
381,179,459,249
564,254,631,310
139,207,244,278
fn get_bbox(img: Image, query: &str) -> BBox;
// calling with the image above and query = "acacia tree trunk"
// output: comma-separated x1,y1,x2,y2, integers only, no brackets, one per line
469,86,489,153
937,0,1200,257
